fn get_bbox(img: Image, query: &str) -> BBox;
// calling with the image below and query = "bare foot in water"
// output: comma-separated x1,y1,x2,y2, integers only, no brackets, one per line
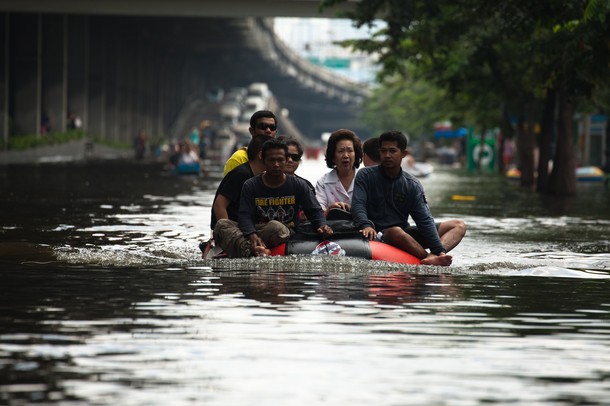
421,253,452,266
253,246,271,257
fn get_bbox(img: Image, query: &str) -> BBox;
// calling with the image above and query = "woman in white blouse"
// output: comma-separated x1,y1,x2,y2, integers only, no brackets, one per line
315,129,363,213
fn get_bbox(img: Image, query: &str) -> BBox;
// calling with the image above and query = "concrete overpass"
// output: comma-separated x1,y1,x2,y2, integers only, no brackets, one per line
1,1,372,150
0,0,357,18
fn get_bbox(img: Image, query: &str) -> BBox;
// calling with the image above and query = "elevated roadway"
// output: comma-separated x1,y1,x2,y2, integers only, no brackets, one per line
1,1,372,152
0,0,356,18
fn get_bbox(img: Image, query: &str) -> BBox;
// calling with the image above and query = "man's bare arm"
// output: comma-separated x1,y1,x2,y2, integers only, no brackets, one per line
213,194,231,220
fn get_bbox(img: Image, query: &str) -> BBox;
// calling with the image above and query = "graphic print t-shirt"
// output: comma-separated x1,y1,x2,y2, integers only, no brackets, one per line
238,174,326,236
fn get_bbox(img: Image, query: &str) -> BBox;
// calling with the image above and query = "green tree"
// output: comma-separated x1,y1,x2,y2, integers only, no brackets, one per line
360,72,451,140
321,0,610,195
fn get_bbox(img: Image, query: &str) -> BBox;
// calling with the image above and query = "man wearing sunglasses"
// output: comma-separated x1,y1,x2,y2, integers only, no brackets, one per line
352,131,466,266
223,110,278,176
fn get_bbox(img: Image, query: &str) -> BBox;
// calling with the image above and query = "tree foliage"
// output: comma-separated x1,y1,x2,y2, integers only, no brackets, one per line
321,0,610,195
360,72,453,139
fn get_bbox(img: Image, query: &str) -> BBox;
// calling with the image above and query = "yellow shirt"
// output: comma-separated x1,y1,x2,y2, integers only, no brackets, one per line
223,148,248,176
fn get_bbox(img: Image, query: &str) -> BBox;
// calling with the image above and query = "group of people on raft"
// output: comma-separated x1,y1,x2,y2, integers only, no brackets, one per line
209,110,466,266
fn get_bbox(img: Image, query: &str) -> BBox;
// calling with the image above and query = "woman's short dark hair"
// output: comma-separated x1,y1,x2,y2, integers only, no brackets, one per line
379,130,408,151
261,138,288,160
324,129,363,169
277,136,303,156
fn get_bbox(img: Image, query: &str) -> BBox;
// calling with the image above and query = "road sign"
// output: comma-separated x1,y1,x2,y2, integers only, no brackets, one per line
467,129,496,171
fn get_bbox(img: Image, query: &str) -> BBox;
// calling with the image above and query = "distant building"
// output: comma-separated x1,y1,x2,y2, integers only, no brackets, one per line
273,18,382,84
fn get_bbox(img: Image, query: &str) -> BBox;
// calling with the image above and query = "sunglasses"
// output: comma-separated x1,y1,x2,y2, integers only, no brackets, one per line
256,122,277,131
287,153,302,161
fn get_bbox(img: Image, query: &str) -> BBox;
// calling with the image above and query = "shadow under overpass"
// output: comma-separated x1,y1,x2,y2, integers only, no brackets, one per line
1,13,373,147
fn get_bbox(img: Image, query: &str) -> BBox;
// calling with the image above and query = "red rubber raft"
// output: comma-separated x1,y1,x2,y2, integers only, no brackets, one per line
269,238,420,265
202,236,421,265
203,211,422,265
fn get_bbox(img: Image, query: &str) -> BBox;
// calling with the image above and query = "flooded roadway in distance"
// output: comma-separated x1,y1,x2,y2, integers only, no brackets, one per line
1,157,609,405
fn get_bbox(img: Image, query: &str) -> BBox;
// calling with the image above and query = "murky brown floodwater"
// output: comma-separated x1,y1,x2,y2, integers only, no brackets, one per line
1,158,609,405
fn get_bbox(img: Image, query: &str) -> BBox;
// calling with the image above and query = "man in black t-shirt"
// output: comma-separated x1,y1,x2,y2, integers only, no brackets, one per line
211,134,271,257
235,139,333,257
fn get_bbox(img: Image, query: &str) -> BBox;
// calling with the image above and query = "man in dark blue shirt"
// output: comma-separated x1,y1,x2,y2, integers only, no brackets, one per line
352,131,466,266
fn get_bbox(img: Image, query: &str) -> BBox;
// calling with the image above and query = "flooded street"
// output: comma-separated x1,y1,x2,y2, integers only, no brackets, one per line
1,158,609,405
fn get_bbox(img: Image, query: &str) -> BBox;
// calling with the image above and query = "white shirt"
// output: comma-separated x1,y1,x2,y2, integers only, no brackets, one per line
315,168,354,211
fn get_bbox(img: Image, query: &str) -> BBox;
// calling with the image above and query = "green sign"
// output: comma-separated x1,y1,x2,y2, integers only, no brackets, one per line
467,128,496,171
323,58,351,68
307,57,351,69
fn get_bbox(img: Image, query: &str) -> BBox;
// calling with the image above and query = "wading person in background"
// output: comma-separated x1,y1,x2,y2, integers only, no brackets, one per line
351,131,466,266
223,110,278,176
222,139,333,257
315,129,363,213
134,129,147,160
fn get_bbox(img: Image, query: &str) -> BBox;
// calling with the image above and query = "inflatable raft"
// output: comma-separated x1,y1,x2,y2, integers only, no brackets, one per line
506,166,606,182
269,236,421,264
202,235,420,265
575,166,606,182
202,217,421,265
174,162,201,175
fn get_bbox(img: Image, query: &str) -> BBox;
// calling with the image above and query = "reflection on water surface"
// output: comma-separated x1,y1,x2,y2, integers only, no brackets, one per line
1,161,609,405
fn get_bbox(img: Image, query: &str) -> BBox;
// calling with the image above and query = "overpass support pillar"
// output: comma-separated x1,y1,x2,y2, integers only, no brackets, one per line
1,13,8,145
103,28,119,143
9,13,40,136
41,14,68,134
67,15,88,130
87,17,105,138
117,42,136,144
